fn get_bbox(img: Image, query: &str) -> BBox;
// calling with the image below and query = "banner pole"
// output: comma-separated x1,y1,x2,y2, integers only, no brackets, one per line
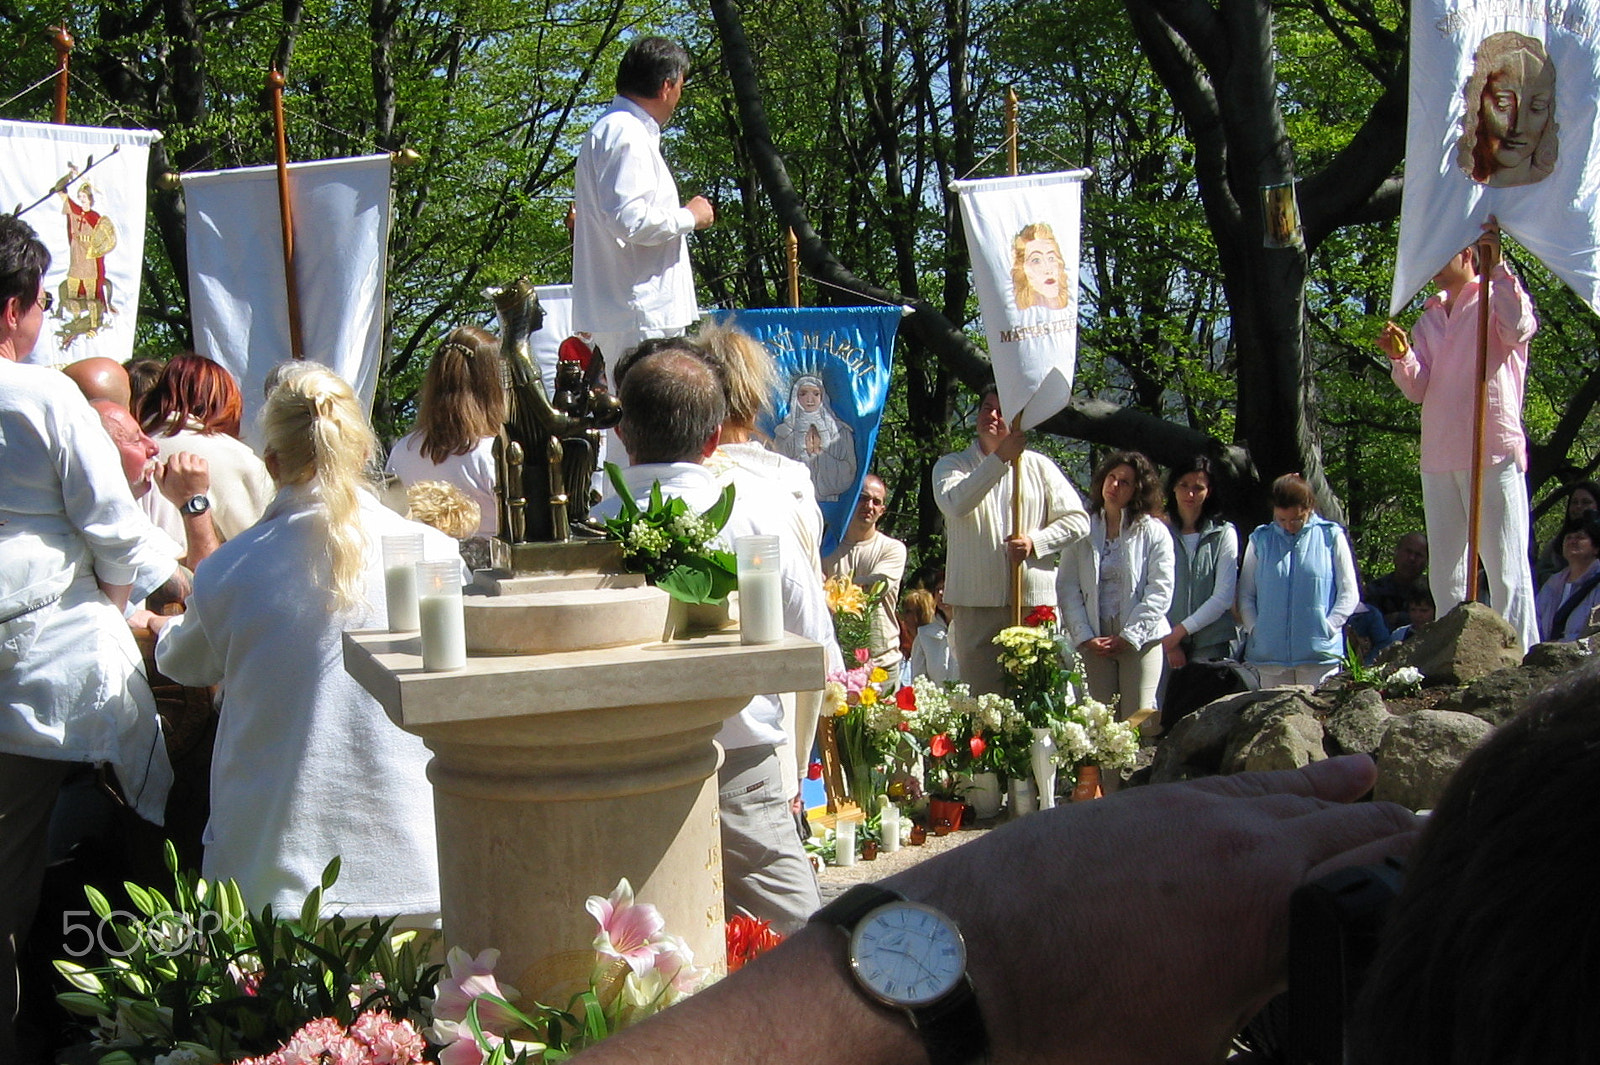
51,27,73,124
268,69,306,360
787,227,800,308
1466,230,1497,605
1005,86,1025,626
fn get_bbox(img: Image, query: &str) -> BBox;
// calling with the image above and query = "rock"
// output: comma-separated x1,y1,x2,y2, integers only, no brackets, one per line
1522,641,1590,672
1222,688,1331,773
1388,602,1521,686
1241,713,1326,772
1149,688,1273,783
1452,642,1592,726
1325,687,1394,755
1373,709,1492,810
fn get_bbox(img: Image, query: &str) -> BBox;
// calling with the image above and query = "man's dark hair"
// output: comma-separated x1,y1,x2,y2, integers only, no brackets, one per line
616,37,690,99
0,214,50,314
617,338,728,465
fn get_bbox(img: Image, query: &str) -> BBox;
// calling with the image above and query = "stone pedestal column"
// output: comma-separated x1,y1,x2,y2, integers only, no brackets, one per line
345,620,822,1004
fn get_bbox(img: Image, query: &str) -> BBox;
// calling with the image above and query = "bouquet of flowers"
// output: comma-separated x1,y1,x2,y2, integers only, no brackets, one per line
825,648,916,803
900,675,1016,800
824,575,886,660
601,463,738,605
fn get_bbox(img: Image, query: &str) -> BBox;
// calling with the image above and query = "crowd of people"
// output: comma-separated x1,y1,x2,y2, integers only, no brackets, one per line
0,34,1587,1062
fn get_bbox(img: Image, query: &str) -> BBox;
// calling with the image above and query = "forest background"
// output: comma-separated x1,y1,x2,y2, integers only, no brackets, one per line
4,0,1599,580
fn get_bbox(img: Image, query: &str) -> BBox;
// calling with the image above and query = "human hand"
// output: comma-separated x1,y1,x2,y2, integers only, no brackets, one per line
1004,534,1033,565
1105,634,1132,655
1377,321,1409,361
687,195,715,230
891,755,1417,1065
155,452,211,505
994,418,1027,463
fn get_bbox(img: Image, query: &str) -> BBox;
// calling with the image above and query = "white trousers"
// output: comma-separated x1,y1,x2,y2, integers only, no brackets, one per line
1082,639,1165,720
1421,459,1538,652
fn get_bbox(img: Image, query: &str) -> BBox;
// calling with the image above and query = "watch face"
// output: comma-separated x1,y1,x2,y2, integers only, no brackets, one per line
849,901,966,1007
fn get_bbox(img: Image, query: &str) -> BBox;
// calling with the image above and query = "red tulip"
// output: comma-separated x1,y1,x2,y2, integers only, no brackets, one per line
969,735,987,759
1025,604,1057,627
807,761,823,780
897,721,911,732
895,686,916,711
929,733,954,759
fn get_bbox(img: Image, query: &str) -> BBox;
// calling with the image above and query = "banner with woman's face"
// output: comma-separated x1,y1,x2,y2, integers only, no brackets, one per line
950,169,1090,430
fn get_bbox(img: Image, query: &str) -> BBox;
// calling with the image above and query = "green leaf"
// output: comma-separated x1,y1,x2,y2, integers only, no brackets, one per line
84,884,112,921
53,961,103,994
124,882,156,918
320,855,342,891
300,886,323,930
702,482,736,532
55,991,108,1017
604,463,638,520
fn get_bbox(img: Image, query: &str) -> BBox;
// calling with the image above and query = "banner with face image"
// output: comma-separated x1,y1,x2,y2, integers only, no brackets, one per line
0,120,157,367
717,305,903,556
950,169,1090,430
1392,0,1600,314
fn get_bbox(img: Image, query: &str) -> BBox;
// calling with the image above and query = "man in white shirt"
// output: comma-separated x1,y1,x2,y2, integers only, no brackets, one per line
572,37,715,365
823,474,908,676
0,214,174,1061
597,338,832,933
933,386,1089,695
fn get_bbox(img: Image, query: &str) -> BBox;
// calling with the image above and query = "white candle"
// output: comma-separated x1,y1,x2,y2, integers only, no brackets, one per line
385,564,420,632
418,592,466,671
835,819,856,867
738,571,783,645
881,805,901,854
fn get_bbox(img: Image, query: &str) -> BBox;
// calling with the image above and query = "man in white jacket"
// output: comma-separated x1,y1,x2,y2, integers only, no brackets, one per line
0,214,174,1061
572,36,714,365
933,386,1088,695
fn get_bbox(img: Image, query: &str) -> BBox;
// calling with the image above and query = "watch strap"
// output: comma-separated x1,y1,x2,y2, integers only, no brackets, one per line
812,883,989,1065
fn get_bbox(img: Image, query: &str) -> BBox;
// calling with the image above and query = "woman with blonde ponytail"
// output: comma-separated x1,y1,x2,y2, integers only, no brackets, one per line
150,367,458,919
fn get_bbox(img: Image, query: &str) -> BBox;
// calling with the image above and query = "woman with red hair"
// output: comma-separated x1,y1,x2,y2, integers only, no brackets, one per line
139,353,273,543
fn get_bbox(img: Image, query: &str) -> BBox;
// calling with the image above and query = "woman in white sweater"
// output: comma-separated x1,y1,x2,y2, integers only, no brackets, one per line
152,367,457,919
1057,450,1174,722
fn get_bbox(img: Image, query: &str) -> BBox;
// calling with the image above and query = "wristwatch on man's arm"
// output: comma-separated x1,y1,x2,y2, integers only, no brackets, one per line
811,883,989,1065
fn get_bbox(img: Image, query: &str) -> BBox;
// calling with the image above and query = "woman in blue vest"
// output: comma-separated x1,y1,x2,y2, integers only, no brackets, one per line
1238,474,1359,687
1160,456,1240,670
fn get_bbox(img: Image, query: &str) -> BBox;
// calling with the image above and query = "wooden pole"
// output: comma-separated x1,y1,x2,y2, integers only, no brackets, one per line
268,69,306,360
51,27,73,124
1006,86,1025,625
1465,229,1499,604
786,226,800,308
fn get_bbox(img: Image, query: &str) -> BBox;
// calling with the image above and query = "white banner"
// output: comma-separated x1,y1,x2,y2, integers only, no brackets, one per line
182,155,391,443
1393,1,1600,314
950,170,1091,430
532,283,574,393
0,120,156,367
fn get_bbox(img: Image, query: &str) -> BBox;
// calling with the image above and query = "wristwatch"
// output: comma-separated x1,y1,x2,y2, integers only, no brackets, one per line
180,494,212,516
811,883,988,1065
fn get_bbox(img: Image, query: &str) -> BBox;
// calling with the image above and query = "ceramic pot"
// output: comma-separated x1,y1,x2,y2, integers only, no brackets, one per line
1007,777,1038,817
964,772,1003,819
928,796,965,832
1072,764,1104,802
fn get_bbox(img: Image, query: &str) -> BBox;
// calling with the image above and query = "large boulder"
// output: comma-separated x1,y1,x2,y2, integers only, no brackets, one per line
1241,713,1326,772
1324,687,1394,755
1386,602,1522,686
1373,709,1492,810
1441,641,1592,726
1221,688,1332,773
1148,688,1269,783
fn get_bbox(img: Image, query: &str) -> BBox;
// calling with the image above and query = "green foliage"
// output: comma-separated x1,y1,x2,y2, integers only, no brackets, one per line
52,843,440,1063
600,463,739,603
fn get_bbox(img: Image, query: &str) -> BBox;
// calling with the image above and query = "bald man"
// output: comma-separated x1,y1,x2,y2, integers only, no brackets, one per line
91,400,219,579
64,356,132,409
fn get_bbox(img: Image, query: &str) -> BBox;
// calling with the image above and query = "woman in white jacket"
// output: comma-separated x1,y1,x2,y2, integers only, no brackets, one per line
1057,451,1174,722
150,367,457,920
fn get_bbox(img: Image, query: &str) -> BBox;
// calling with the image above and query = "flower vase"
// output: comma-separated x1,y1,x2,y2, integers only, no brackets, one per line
964,772,1003,820
1072,764,1104,802
1007,777,1038,817
928,796,965,832
1030,727,1058,810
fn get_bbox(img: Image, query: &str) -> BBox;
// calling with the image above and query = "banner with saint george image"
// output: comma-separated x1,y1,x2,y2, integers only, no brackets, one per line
950,169,1090,430
0,120,157,368
717,305,902,556
1392,0,1600,313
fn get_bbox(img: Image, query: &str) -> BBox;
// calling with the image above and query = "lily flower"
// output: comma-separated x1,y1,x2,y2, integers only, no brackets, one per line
587,878,667,976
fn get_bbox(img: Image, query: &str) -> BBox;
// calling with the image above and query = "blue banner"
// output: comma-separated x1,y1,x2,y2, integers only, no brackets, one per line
718,306,902,556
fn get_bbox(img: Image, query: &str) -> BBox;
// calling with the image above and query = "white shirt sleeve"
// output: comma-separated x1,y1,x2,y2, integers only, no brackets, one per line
1178,523,1239,635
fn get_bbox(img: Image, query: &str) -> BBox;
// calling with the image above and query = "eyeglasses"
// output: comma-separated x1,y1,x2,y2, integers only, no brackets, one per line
37,291,53,312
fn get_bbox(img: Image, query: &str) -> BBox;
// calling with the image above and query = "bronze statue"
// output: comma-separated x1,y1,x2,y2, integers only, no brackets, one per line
491,279,622,543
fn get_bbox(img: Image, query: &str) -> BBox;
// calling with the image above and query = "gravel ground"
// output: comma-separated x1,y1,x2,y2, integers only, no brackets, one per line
815,817,997,901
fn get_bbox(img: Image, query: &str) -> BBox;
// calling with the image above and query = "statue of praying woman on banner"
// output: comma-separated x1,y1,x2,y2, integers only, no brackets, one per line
770,373,856,501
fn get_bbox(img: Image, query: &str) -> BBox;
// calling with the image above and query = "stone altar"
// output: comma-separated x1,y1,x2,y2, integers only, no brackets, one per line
344,548,823,1003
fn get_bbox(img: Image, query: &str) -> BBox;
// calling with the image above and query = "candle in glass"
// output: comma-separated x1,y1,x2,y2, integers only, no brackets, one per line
416,559,466,671
735,535,783,645
381,534,423,632
881,803,901,854
835,819,856,867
